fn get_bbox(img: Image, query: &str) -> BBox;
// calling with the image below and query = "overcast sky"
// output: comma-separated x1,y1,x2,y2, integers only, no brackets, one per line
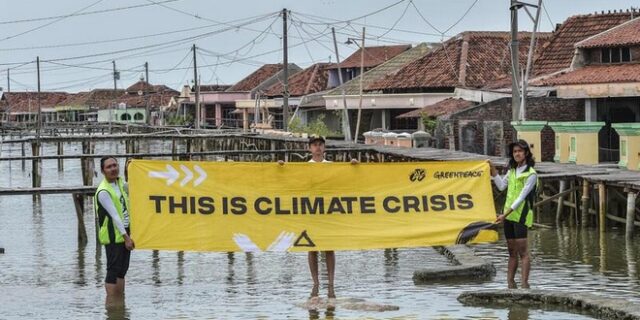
1,0,638,93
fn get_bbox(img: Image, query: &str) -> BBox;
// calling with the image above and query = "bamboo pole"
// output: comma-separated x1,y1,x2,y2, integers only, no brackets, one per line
598,183,606,233
626,189,637,238
555,180,566,224
581,179,590,228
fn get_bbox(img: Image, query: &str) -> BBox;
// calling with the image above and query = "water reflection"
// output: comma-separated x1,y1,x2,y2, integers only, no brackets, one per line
105,295,130,320
507,306,530,320
75,246,86,286
176,251,185,285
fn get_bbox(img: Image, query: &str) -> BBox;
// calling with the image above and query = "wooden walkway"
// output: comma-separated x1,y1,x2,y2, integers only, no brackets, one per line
1,131,639,247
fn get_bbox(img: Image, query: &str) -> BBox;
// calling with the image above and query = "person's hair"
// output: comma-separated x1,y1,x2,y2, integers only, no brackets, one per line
100,156,118,171
508,139,535,169
455,222,497,244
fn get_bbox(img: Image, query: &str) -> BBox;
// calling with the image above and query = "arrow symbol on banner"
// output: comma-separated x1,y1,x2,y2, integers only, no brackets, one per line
148,164,179,186
193,165,206,187
180,165,193,186
148,164,207,187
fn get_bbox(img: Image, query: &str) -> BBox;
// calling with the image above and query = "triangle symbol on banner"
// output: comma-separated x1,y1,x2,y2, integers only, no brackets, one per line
293,230,316,247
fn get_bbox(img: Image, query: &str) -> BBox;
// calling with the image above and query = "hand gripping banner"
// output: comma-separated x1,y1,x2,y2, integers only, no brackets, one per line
129,160,498,252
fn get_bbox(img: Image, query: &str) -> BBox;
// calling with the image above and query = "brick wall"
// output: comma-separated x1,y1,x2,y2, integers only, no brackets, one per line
442,97,584,161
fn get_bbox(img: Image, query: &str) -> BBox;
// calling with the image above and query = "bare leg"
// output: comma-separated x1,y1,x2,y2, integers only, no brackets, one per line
325,251,335,298
116,278,125,295
516,239,530,289
308,251,319,297
105,283,120,297
506,239,518,289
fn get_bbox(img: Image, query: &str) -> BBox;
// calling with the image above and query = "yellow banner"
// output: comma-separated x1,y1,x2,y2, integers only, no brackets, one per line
129,160,498,252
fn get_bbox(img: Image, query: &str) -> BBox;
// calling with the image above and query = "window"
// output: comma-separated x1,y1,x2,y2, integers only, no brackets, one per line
134,112,144,120
121,113,131,121
601,47,631,63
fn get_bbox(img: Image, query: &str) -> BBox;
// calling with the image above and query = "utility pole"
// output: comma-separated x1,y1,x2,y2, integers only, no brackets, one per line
192,44,200,129
510,0,521,122
36,56,41,138
520,0,542,121
354,27,366,143
331,27,352,142
112,60,118,126
144,62,150,125
282,8,289,131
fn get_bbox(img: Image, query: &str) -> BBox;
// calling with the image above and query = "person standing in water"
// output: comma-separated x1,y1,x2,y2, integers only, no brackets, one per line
490,140,538,289
95,156,135,298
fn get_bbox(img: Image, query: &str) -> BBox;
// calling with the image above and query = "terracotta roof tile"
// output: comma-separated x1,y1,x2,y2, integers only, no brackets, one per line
325,43,433,96
542,63,640,85
264,63,330,97
576,17,640,48
59,89,124,109
329,45,411,69
534,11,637,76
368,31,551,91
0,92,70,113
199,84,232,92
227,64,285,91
396,98,475,118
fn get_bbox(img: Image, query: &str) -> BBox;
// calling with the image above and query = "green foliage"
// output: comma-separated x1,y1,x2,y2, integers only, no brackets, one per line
165,114,193,126
288,114,339,137
422,115,438,134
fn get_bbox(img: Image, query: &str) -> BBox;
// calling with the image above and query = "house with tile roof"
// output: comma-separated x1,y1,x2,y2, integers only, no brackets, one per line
179,63,301,128
357,32,551,134
0,91,70,123
537,9,640,162
95,80,179,124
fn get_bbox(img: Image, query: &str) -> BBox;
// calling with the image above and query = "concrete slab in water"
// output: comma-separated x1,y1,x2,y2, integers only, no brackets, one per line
458,289,640,320
296,297,400,312
413,245,496,283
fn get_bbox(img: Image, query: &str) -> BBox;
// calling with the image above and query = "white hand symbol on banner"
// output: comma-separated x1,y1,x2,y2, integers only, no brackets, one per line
232,232,296,252
232,233,261,252
266,231,295,252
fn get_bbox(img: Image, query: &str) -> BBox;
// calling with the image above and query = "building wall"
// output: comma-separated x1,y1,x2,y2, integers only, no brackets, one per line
444,97,584,161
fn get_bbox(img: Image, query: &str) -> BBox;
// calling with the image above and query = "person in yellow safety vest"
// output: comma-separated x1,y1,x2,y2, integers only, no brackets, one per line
490,139,538,289
95,156,135,298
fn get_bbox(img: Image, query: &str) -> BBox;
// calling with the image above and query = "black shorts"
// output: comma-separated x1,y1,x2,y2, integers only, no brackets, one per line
504,220,528,239
105,242,131,284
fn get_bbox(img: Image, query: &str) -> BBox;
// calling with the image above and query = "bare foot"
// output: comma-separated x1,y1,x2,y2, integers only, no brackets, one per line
521,282,530,289
328,285,336,299
507,281,517,289
310,284,319,298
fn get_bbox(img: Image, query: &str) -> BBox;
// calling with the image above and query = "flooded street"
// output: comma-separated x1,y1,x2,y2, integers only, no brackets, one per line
1,141,639,319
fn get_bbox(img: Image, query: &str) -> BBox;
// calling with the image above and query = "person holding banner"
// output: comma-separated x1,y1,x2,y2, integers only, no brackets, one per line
279,135,358,299
490,140,538,289
95,156,135,299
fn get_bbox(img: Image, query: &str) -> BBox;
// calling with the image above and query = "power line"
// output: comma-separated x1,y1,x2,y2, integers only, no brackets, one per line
0,0,105,43
541,0,555,30
293,0,407,26
0,11,278,52
375,0,411,39
0,0,181,25
442,0,479,34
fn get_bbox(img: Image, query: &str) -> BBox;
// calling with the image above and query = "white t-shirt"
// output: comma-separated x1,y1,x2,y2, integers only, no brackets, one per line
492,165,537,211
308,159,331,163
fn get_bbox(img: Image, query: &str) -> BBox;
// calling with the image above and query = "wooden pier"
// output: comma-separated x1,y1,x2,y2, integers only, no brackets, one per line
1,126,639,248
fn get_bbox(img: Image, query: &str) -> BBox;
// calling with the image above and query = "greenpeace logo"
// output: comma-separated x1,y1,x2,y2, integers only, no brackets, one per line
433,170,483,179
409,169,426,182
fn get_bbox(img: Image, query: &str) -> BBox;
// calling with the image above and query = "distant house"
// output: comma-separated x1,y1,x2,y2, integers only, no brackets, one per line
321,43,432,134
99,81,179,124
226,63,301,129
57,89,123,122
540,11,640,162
0,91,69,123
363,31,551,133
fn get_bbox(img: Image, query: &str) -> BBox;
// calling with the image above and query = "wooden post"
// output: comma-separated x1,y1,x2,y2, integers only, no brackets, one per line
581,179,590,228
21,142,26,171
626,189,637,238
171,138,178,161
555,180,566,225
31,141,41,188
569,180,577,227
72,193,88,247
598,182,606,233
57,141,64,172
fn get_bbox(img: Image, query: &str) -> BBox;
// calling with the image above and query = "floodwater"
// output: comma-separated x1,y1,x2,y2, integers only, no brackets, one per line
1,140,639,319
